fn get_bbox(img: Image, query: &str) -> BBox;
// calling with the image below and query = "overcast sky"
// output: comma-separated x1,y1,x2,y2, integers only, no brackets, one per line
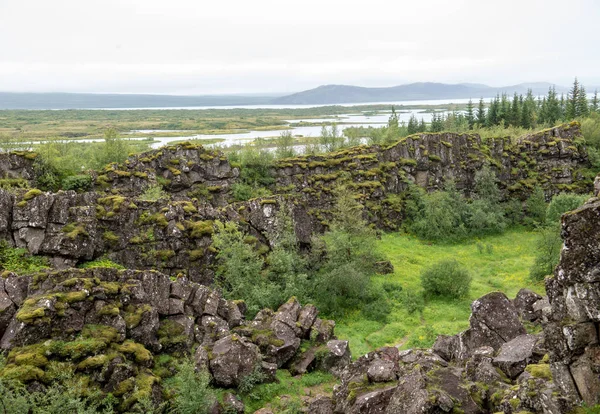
0,0,598,95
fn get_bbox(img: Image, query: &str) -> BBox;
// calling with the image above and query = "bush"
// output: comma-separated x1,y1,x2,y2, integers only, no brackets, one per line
420,259,472,299
61,174,93,192
165,360,215,414
546,192,588,224
525,186,547,226
530,224,563,281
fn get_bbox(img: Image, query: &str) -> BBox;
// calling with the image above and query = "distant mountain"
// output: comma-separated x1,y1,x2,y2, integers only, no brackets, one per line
272,82,568,105
0,92,276,110
0,82,576,110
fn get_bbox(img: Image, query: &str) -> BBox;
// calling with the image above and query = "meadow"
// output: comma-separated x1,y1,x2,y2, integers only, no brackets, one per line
336,227,542,356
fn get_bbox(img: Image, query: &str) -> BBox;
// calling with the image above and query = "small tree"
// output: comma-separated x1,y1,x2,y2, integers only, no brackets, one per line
275,130,295,159
421,260,471,299
525,186,547,226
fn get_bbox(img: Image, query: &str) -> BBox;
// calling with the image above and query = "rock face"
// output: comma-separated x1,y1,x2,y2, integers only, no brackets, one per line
272,123,590,229
544,197,600,406
0,124,591,280
0,268,339,409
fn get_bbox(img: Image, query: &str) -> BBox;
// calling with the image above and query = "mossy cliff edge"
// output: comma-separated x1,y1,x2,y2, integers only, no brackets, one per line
0,123,591,282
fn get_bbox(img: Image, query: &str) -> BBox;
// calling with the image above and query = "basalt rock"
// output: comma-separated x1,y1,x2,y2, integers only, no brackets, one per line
0,267,338,411
543,195,600,406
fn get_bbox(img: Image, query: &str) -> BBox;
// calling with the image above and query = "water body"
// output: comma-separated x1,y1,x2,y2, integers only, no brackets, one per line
143,108,449,149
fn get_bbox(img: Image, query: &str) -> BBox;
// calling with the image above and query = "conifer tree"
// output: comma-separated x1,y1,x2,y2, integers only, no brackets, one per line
509,93,520,126
566,78,581,120
466,99,474,129
577,85,589,117
407,114,419,134
476,98,486,126
592,90,599,113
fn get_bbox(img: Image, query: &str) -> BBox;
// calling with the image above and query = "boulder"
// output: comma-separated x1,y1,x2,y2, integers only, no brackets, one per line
513,288,543,322
492,334,539,379
209,334,261,388
222,393,244,414
307,395,334,414
317,340,351,377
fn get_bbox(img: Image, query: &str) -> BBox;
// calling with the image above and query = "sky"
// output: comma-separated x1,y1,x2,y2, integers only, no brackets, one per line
0,0,599,95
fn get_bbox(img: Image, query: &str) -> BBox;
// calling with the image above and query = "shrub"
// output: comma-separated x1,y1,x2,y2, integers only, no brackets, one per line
61,174,92,192
529,224,563,281
139,184,169,202
525,186,547,226
420,259,471,299
546,192,588,224
165,360,215,414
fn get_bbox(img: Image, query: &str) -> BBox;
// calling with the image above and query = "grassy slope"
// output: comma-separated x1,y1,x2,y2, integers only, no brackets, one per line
335,227,543,357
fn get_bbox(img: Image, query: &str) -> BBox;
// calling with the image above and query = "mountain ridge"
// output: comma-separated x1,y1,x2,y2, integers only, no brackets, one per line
0,81,576,109
271,81,570,105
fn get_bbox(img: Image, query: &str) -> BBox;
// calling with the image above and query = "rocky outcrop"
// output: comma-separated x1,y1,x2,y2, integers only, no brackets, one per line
0,268,339,410
543,196,600,406
0,124,592,278
273,123,590,228
93,143,239,205
327,290,569,414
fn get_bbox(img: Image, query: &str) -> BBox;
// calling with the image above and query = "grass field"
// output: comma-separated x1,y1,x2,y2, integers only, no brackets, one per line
335,227,542,357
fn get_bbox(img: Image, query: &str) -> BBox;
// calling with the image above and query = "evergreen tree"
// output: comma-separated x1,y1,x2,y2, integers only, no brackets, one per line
430,113,444,132
545,86,561,125
592,90,599,113
499,93,510,124
560,94,566,120
577,85,589,117
566,78,581,120
487,96,499,126
476,98,486,126
509,93,521,126
521,89,536,129
466,99,475,129
407,114,419,134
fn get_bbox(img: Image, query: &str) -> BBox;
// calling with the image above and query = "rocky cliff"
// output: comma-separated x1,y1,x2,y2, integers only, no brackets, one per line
0,124,598,413
0,123,591,279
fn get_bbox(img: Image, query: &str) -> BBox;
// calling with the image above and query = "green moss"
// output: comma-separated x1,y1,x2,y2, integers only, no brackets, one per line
188,249,205,262
0,364,45,382
77,354,110,370
103,231,120,244
158,319,188,347
123,304,152,329
98,302,120,317
97,195,127,212
61,223,89,240
399,158,417,166
23,188,42,201
525,363,552,380
260,199,277,205
113,340,152,363
187,220,214,238
154,249,175,261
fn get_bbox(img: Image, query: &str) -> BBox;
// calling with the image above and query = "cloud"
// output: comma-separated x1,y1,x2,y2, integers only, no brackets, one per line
0,0,598,93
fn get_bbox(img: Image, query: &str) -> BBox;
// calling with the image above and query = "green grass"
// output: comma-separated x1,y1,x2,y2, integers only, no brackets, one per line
335,227,543,357
233,370,335,413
